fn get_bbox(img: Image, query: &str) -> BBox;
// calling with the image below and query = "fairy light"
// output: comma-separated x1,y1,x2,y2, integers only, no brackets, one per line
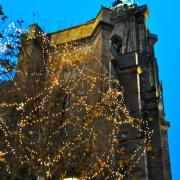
0,26,154,179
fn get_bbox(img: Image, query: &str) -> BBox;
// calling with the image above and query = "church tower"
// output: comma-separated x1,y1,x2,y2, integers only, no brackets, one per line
108,1,172,179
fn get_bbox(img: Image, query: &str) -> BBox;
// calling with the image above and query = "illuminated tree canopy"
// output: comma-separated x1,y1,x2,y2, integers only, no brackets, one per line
0,24,153,180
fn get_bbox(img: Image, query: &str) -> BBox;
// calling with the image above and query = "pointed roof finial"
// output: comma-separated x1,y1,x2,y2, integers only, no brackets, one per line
112,0,133,6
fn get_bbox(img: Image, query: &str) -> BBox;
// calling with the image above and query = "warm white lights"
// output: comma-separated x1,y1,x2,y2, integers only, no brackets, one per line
0,26,153,179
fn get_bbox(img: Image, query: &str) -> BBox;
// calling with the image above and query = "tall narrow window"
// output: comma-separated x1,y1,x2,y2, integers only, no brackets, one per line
111,34,122,54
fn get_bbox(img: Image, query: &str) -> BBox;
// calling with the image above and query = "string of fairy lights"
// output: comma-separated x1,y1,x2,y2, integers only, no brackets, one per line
0,24,154,179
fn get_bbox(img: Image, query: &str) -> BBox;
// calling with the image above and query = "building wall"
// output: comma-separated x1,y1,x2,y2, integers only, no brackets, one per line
19,3,171,180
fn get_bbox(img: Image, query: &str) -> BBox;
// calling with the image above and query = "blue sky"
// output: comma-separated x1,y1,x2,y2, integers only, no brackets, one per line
0,0,179,179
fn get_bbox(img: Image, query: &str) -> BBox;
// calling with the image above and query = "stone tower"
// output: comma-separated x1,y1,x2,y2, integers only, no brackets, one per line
16,1,172,179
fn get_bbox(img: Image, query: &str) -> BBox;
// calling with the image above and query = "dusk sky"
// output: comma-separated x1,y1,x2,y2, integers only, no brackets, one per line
0,0,179,179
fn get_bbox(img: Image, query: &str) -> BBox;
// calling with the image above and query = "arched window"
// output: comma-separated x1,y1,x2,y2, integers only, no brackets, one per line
111,34,122,54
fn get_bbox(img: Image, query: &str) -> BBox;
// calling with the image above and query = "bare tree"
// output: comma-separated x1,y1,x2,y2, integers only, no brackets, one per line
0,27,153,180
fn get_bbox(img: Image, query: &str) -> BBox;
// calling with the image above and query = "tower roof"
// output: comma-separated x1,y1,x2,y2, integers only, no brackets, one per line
112,0,133,7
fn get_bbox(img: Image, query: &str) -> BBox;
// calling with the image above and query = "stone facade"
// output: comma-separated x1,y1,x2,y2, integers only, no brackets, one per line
15,2,171,180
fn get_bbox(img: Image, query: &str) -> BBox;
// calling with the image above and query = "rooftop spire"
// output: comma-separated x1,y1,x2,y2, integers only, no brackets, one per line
112,0,133,7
